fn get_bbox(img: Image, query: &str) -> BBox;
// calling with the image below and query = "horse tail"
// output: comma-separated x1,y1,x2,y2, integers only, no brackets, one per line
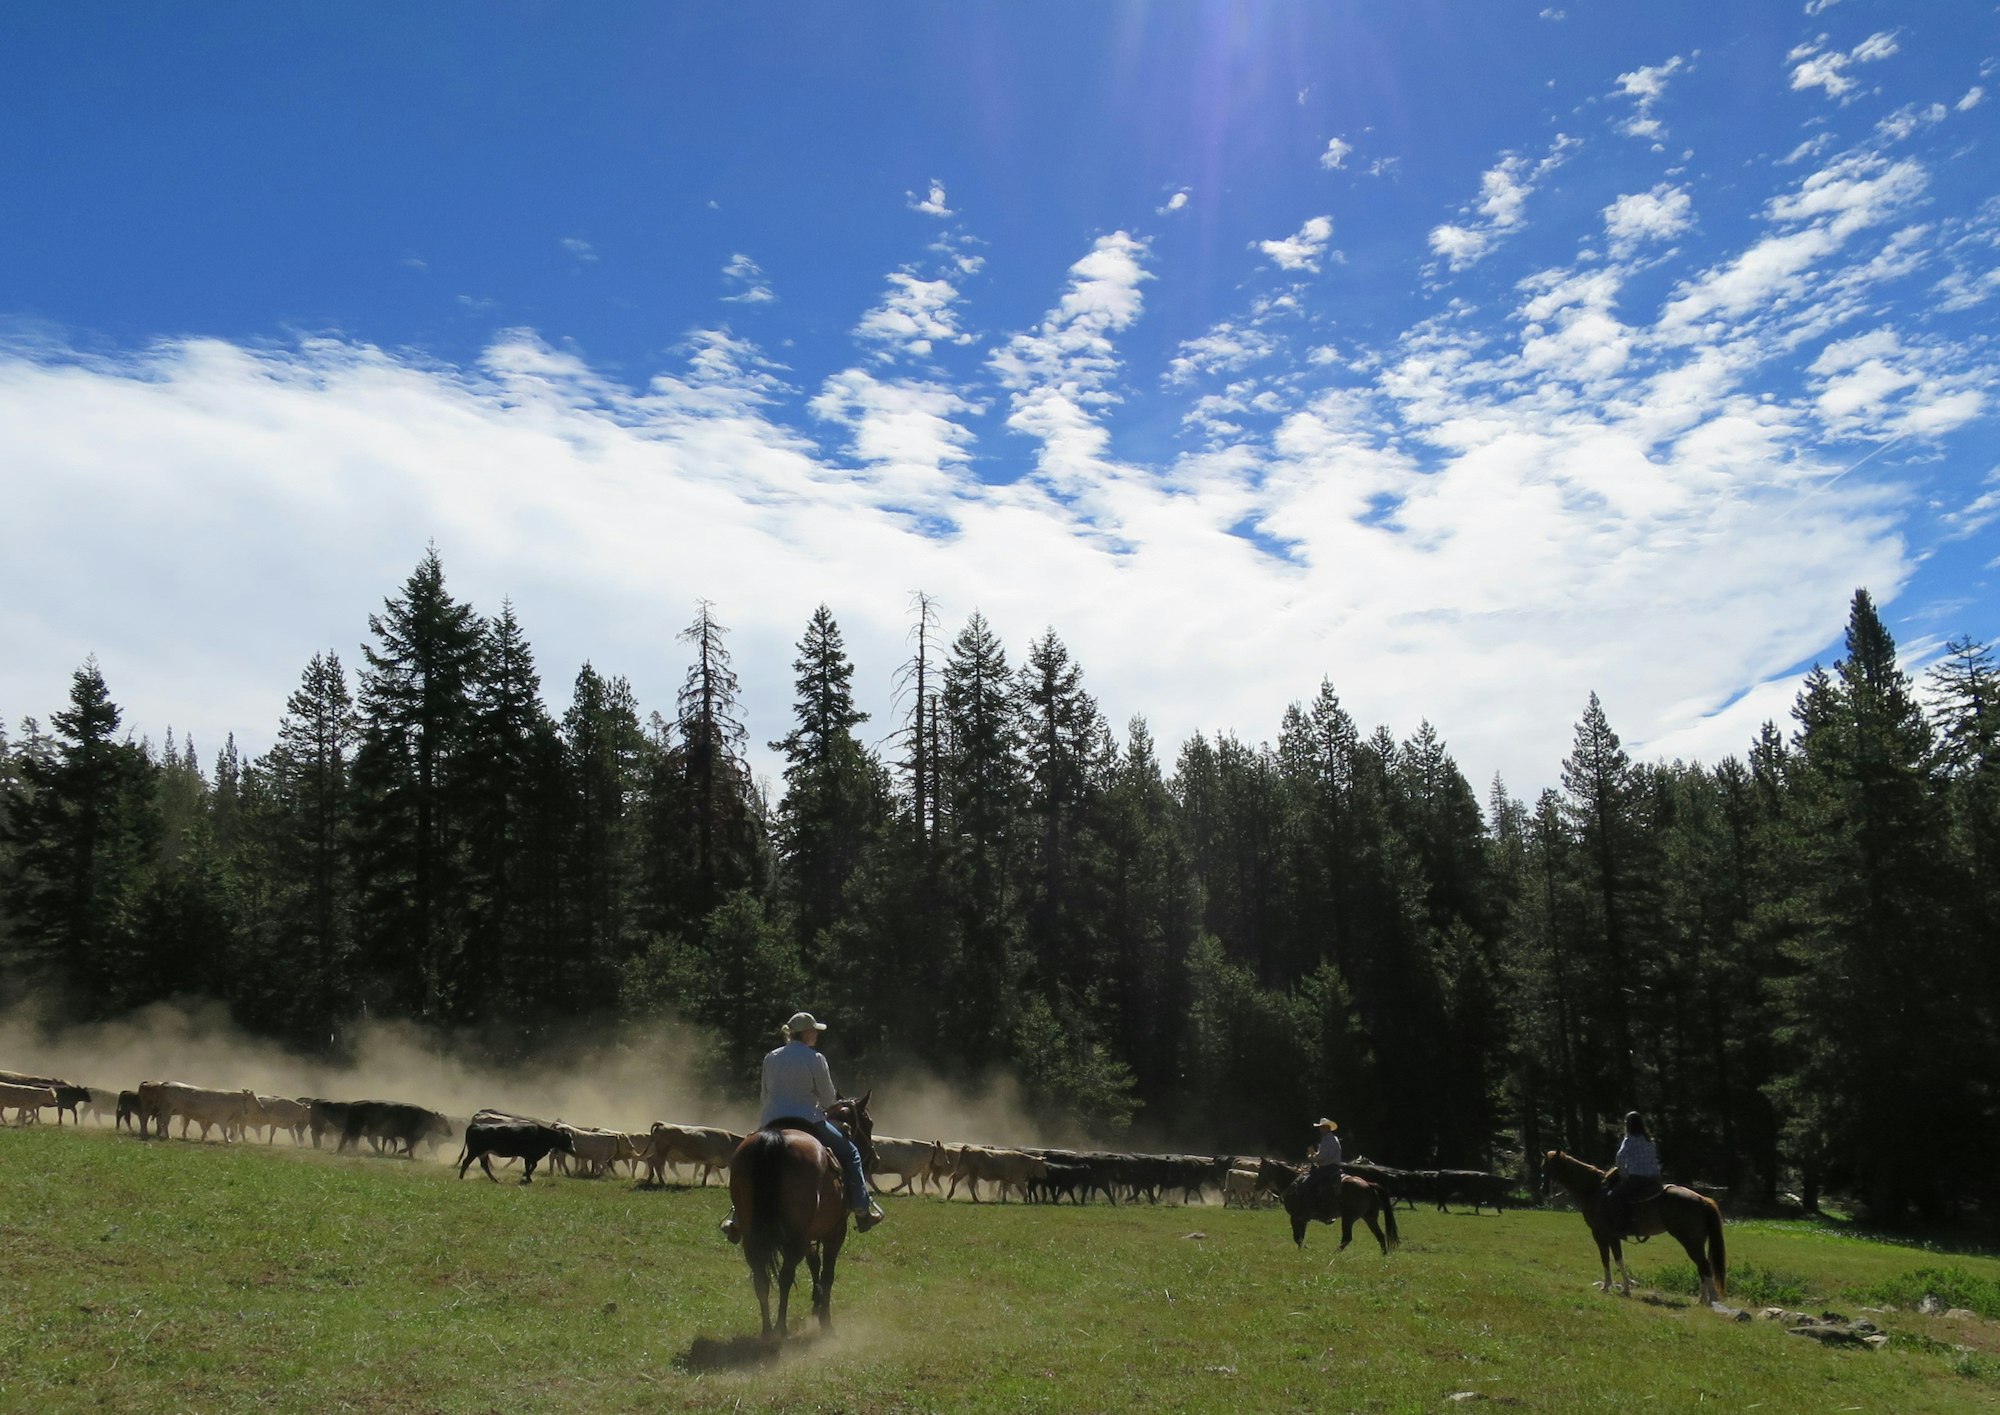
1381,1185,1401,1249
743,1129,794,1283
1705,1199,1727,1300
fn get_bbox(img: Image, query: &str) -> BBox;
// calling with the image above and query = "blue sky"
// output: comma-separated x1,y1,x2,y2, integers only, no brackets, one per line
2,2,1996,794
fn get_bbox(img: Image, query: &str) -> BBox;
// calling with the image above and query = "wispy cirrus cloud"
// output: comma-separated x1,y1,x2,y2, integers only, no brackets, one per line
721,253,776,303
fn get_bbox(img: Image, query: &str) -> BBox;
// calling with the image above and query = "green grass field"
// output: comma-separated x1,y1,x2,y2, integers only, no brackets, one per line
3,1124,1998,1413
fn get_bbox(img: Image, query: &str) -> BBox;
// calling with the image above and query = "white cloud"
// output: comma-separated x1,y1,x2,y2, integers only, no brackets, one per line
1429,136,1579,271
1875,102,1946,142
1959,85,1986,112
1539,8,1566,19
560,237,598,262
721,253,776,304
1157,189,1190,215
987,232,1153,503
1320,137,1353,171
853,272,974,358
1790,31,1900,102
1257,215,1335,272
1615,55,1684,143
907,181,953,218
1603,185,1694,253
1166,323,1278,385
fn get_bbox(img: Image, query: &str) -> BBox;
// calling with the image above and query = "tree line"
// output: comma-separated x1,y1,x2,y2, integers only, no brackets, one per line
2,549,1993,1220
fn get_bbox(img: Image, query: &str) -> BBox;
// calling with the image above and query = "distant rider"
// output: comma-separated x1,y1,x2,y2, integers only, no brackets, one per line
721,1010,884,1243
1602,1110,1663,1234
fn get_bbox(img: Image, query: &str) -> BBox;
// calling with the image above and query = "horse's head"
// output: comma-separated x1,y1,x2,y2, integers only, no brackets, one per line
1541,1150,1599,1201
829,1092,877,1174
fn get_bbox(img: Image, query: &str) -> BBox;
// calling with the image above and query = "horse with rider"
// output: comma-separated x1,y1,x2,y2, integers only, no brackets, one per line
723,1010,883,1337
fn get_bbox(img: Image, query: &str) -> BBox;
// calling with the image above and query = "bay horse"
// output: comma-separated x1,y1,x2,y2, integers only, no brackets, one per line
727,1094,877,1338
1280,1167,1401,1254
1542,1150,1727,1303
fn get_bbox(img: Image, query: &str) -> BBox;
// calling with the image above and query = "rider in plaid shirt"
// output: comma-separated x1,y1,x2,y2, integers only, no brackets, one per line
1603,1112,1663,1234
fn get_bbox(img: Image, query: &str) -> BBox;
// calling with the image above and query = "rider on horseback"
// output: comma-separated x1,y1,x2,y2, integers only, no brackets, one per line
1300,1117,1343,1209
721,1011,884,1243
1601,1110,1663,1236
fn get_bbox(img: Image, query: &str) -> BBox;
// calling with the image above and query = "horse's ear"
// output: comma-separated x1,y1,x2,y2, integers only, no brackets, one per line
859,1089,871,1110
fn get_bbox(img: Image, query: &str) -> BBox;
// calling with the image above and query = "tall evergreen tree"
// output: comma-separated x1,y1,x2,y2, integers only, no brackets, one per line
1768,590,1969,1217
937,611,1025,1059
349,547,486,1021
0,661,159,1012
772,605,882,953
251,651,358,1042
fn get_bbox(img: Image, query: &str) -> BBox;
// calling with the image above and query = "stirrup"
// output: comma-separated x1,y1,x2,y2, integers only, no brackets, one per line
855,1204,885,1232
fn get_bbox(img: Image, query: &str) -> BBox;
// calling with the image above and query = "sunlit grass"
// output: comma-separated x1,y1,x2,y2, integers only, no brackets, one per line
3,1124,1998,1412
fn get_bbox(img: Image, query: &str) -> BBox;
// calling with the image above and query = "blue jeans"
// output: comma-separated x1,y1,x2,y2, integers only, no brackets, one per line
810,1118,871,1211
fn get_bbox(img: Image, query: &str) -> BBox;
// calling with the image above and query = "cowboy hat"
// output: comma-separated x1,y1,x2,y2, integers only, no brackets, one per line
1313,1118,1338,1131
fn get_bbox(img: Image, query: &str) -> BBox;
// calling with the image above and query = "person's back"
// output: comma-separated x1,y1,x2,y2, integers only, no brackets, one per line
1604,1111,1663,1234
761,1038,836,1129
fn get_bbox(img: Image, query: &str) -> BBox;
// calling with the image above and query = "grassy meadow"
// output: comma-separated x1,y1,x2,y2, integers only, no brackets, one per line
3,1123,1999,1413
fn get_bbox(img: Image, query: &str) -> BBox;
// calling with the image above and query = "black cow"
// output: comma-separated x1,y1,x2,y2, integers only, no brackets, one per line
305,1099,355,1149
458,1120,576,1184
116,1089,143,1132
51,1084,93,1125
338,1100,453,1158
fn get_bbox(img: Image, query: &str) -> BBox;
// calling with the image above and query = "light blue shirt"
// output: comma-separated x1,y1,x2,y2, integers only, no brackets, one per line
760,1040,838,1128
1313,1132,1344,1168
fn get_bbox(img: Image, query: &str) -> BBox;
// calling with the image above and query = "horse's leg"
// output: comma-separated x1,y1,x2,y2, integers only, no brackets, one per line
1362,1204,1387,1255
1678,1220,1715,1304
1595,1234,1613,1291
1339,1203,1355,1251
751,1257,774,1337
776,1249,802,1338
1612,1237,1632,1296
816,1229,844,1331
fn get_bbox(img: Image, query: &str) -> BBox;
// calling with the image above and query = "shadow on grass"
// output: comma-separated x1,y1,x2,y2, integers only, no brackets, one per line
676,1330,825,1372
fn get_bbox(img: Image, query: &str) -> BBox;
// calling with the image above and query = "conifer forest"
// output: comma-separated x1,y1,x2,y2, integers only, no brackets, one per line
3,549,1994,1221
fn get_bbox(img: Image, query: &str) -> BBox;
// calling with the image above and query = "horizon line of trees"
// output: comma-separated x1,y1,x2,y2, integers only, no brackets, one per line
2,549,1994,1220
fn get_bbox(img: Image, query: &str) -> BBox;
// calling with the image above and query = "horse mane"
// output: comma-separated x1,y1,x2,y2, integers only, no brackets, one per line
1544,1150,1606,1191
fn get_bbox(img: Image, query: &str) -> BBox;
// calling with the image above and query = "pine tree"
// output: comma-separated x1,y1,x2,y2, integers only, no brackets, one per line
463,603,565,1027
561,664,650,1010
772,605,883,952
937,612,1026,1058
650,601,767,937
349,547,486,1021
0,661,159,1012
252,651,358,1041
1769,590,1967,1217
1016,628,1109,991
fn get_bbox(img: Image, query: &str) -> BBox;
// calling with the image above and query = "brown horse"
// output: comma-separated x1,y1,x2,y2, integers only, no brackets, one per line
727,1094,877,1338
1280,1167,1401,1253
1542,1150,1727,1303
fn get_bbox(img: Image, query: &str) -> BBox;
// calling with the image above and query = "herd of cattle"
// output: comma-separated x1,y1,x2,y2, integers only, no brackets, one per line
1,1067,1518,1213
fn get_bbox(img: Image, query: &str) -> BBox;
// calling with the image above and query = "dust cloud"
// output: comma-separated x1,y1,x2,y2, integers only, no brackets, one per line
0,999,726,1142
0,999,1077,1155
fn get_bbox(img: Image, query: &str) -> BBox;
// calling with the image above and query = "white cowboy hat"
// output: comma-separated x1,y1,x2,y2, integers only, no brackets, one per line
1313,1118,1339,1131
785,1011,830,1036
